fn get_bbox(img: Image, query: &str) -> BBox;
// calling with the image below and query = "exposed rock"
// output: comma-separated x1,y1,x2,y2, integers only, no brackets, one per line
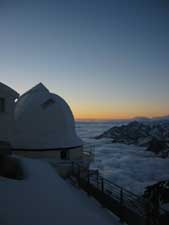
146,138,169,157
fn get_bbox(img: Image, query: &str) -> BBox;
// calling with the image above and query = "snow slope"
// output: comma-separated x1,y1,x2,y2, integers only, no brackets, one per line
0,157,121,225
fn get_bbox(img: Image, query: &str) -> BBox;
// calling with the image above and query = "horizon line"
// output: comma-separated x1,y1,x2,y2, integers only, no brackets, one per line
75,114,169,121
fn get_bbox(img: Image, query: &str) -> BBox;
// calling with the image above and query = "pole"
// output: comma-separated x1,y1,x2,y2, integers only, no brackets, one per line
101,178,104,193
120,188,124,223
71,161,74,175
97,170,99,189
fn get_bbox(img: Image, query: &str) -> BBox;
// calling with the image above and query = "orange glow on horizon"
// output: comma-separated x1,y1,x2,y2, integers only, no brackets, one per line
68,98,169,121
74,114,133,120
72,105,168,121
74,115,168,121
72,108,133,120
73,111,168,121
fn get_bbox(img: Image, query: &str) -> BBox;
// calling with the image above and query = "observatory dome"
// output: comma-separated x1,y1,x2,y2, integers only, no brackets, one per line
13,83,82,149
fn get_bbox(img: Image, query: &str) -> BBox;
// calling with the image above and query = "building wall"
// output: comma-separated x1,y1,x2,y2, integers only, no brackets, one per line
13,146,83,161
69,147,82,160
0,95,16,143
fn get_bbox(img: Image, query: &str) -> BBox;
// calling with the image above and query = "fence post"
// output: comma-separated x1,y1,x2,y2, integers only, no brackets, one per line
101,178,106,208
78,164,81,186
97,170,99,189
79,164,81,178
101,178,104,193
87,170,90,185
71,161,74,175
87,170,91,195
120,187,124,223
144,185,160,225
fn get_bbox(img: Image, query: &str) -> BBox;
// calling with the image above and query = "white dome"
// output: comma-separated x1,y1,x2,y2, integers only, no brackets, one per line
13,83,82,149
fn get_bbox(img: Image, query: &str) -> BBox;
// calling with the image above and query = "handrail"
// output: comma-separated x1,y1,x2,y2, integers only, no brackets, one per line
70,161,169,224
51,160,169,224
54,160,167,206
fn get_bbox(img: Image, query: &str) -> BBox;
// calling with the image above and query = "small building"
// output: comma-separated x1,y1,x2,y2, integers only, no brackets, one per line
12,83,84,162
0,82,19,145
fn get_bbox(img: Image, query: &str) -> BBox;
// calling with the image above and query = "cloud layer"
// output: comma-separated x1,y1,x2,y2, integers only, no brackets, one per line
76,121,169,194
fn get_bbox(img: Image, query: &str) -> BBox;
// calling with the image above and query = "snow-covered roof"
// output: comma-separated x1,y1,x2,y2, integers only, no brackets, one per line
13,83,82,149
0,82,19,99
0,157,120,225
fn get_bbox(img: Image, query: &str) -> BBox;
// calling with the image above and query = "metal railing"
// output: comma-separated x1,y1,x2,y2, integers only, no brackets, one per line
70,162,169,225
49,159,169,225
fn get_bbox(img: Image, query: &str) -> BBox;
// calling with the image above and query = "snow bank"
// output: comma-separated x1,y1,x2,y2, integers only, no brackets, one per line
0,157,121,225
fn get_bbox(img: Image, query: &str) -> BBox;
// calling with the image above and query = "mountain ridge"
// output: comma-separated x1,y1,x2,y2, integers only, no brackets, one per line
96,120,169,158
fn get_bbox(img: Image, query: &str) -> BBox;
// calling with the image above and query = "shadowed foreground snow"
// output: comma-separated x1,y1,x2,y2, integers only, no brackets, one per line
76,121,169,194
0,157,121,225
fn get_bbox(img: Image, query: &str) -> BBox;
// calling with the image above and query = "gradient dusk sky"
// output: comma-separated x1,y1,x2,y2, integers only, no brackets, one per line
0,0,169,119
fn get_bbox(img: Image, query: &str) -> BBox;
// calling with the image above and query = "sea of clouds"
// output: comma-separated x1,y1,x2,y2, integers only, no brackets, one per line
76,120,169,195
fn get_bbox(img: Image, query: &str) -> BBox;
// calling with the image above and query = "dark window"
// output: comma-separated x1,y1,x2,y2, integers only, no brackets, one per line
60,150,69,160
0,98,5,113
41,98,55,109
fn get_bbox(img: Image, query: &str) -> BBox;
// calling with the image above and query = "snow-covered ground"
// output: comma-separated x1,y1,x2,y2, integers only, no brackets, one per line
76,120,169,194
0,157,122,225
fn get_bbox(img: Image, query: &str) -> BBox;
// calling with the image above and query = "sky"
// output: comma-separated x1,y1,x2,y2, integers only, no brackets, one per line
0,0,169,120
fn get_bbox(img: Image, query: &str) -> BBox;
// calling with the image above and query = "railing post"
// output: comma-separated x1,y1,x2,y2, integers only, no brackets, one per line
87,170,91,195
79,165,81,178
144,185,160,225
101,178,106,208
97,170,99,189
87,170,90,185
78,164,81,186
71,161,74,175
101,178,104,193
120,187,124,223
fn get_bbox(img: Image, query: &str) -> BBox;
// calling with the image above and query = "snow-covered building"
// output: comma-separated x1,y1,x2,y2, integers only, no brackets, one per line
0,82,19,146
12,83,84,161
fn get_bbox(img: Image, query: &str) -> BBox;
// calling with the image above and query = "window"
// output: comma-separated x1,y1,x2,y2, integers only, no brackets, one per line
14,98,18,103
60,150,70,160
0,98,5,113
41,98,55,109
